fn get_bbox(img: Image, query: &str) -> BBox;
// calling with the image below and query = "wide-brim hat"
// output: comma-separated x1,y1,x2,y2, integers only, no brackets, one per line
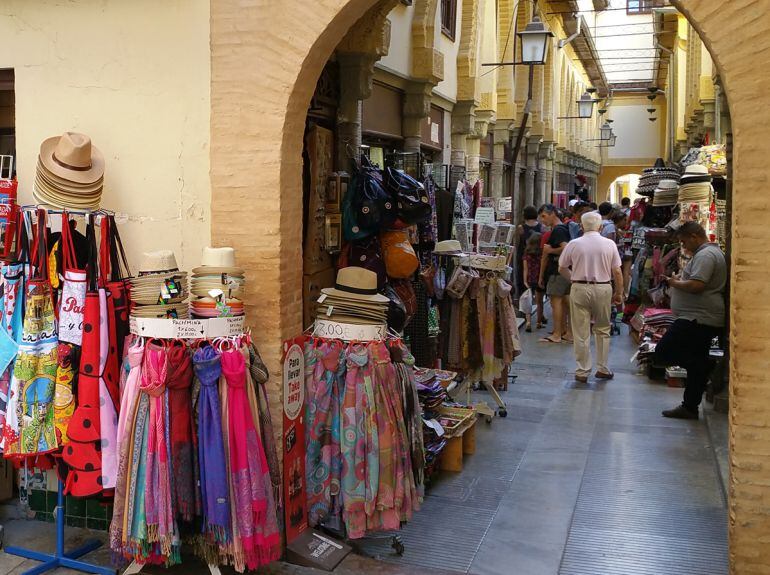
315,313,387,326
321,266,389,304
33,178,102,210
191,266,245,276
39,132,105,185
655,179,679,191
130,304,189,319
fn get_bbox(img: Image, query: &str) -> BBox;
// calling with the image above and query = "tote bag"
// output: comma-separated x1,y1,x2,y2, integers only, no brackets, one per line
58,213,86,345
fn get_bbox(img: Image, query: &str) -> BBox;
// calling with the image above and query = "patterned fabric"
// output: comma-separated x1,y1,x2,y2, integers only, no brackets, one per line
193,346,231,553
110,338,144,554
53,342,78,444
340,343,377,539
390,343,425,499
0,263,24,445
166,343,195,523
98,288,119,490
4,278,59,458
220,349,281,572
304,339,344,529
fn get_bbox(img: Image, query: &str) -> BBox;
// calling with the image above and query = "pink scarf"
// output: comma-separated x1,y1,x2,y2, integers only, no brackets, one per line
220,349,281,571
140,343,176,559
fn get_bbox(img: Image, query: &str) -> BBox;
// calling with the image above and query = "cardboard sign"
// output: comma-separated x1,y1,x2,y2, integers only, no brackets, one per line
474,207,496,225
129,316,246,338
286,529,352,572
283,338,308,544
498,197,512,213
312,320,386,342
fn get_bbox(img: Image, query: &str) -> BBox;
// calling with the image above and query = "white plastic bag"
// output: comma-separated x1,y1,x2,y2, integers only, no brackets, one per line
518,288,533,315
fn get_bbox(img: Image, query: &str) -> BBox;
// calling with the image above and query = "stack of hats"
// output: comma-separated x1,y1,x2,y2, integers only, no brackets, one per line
315,267,389,325
34,132,104,209
636,166,681,197
678,164,713,203
189,247,245,318
130,250,189,319
652,180,679,207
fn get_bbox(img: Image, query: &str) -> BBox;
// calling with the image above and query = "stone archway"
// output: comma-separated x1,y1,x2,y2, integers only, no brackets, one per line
210,1,770,572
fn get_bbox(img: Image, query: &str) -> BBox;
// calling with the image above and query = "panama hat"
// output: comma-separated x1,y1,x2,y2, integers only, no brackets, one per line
680,163,712,184
39,132,104,185
137,250,178,274
320,267,389,304
433,239,468,257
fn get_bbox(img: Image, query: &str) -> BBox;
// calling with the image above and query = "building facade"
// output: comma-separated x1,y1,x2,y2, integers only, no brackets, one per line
0,1,768,572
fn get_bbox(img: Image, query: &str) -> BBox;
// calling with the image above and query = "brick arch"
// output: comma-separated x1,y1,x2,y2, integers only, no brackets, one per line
211,1,770,570
670,2,770,573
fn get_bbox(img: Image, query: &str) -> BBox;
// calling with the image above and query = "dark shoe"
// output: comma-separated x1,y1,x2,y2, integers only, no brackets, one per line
574,374,588,384
662,404,699,420
595,370,614,380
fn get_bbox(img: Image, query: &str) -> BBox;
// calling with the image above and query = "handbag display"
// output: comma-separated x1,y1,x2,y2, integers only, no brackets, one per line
391,278,417,323
384,283,407,332
58,213,87,346
384,167,432,226
343,236,386,289
381,229,419,279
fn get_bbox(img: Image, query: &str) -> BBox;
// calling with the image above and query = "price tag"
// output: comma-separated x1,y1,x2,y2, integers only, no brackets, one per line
474,207,496,225
172,319,207,339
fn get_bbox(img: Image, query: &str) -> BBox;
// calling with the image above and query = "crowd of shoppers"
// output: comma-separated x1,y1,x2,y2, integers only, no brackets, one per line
514,198,725,419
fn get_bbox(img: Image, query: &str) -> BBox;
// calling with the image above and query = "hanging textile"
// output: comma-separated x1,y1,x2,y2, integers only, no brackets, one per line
4,209,59,459
220,348,281,571
166,342,195,524
193,345,232,559
0,262,24,444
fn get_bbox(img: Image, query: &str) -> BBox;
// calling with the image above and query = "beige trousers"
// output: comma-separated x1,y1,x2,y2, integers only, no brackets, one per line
569,283,613,377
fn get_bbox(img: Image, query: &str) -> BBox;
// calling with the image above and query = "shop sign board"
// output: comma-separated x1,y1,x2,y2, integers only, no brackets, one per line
129,316,246,339
474,207,496,225
498,197,512,213
283,337,308,544
312,320,386,341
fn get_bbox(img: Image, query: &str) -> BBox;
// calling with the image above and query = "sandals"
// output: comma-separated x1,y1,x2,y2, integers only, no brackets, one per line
538,336,561,344
525,324,532,333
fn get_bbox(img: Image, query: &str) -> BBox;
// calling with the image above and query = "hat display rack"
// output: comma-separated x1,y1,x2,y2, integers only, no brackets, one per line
2,134,282,575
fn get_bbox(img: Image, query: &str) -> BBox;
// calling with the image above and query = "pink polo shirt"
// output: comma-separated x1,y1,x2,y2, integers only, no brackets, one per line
559,231,621,282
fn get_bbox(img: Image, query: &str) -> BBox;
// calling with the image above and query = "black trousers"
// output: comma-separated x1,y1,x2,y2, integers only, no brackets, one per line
654,318,722,411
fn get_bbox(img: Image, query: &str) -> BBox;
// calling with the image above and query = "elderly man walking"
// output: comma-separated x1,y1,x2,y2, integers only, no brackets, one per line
558,211,624,383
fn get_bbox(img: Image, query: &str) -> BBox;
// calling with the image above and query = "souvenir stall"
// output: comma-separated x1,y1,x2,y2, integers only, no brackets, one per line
626,157,726,379
0,133,282,575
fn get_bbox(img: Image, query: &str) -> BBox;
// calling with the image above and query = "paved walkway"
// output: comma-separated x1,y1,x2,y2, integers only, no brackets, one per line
0,327,728,575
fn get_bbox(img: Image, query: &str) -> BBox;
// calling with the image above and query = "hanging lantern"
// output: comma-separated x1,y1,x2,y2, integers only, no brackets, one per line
577,91,596,119
517,16,554,64
649,117,657,122
609,134,618,147
600,122,612,140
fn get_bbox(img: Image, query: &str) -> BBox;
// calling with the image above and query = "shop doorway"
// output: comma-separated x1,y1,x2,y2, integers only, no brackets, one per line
208,0,770,570
606,173,641,204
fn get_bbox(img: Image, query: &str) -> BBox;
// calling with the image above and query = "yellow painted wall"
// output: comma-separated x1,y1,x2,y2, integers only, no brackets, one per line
0,0,211,270
597,164,648,200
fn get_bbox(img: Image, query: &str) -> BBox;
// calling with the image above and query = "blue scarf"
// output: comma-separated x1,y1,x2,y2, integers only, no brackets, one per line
193,346,231,544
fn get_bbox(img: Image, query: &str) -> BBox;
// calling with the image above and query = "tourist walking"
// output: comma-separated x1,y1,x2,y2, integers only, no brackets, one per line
656,222,726,419
515,205,544,298
538,204,572,344
521,231,545,331
558,211,623,382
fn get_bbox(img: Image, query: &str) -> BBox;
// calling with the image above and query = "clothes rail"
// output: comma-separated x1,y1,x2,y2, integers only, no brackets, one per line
4,481,116,575
19,205,115,216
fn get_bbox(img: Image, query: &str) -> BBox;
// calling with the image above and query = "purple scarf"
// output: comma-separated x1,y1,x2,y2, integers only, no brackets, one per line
193,346,231,545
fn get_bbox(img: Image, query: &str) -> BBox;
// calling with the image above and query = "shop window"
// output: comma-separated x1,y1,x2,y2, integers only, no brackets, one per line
441,0,457,40
627,0,653,14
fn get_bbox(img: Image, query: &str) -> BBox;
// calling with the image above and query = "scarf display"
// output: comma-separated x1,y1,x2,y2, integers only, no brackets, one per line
303,336,422,540
221,349,281,571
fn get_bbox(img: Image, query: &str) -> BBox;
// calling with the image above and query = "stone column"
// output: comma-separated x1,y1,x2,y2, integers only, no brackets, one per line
524,138,541,208
402,81,433,154
536,142,553,206
451,100,476,180
512,129,525,225
490,126,511,199
336,52,377,169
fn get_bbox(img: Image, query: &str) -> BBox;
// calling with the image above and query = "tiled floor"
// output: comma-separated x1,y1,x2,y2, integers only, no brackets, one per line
0,326,728,575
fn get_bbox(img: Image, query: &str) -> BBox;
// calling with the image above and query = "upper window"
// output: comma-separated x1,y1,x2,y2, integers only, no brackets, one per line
627,0,654,14
441,0,457,40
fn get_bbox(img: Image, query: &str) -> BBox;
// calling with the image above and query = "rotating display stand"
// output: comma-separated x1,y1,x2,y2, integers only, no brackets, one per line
4,481,116,575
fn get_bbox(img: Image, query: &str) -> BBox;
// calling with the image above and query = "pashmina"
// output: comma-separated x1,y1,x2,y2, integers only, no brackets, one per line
166,342,195,522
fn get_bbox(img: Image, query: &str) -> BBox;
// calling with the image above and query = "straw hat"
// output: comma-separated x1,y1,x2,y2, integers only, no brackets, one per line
39,132,104,185
320,267,389,304
138,250,178,274
680,163,712,184
192,246,244,275
433,239,468,257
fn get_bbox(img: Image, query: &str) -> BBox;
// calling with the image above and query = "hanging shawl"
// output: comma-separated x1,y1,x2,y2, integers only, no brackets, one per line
166,342,195,523
109,338,145,555
220,348,281,571
247,342,281,509
193,346,231,548
140,343,176,562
